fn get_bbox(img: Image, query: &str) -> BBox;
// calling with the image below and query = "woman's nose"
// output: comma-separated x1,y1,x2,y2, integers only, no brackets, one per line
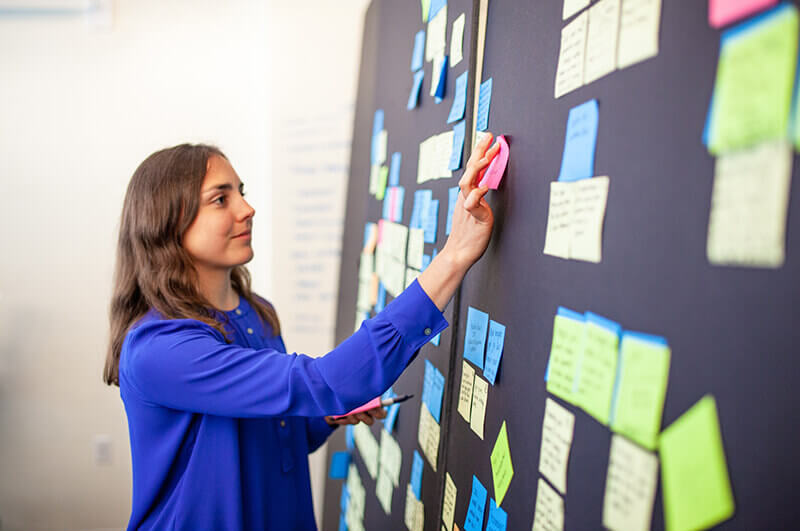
238,196,255,220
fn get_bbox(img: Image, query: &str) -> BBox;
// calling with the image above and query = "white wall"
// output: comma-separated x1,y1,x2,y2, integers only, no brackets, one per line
0,1,365,529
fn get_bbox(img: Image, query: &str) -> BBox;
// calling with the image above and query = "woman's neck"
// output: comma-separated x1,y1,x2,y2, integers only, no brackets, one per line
196,266,240,311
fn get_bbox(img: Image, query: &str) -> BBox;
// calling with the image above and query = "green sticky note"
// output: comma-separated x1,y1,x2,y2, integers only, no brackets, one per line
490,421,514,506
421,0,430,22
574,317,620,425
376,165,389,201
610,333,670,450
708,4,799,154
660,395,735,531
546,313,584,404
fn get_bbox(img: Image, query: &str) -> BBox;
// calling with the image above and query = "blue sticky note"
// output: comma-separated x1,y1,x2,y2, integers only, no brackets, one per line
464,307,489,369
424,199,439,243
381,386,396,401
345,424,355,451
375,282,386,312
410,189,433,229
446,186,459,235
408,70,425,110
464,475,488,531
382,188,393,220
422,360,446,423
435,55,449,104
448,70,469,123
486,499,508,531
421,254,432,271
429,0,447,21
329,451,351,479
411,450,424,499
484,320,506,385
449,120,466,171
389,152,402,186
393,186,405,223
339,513,348,531
384,402,400,433
411,30,426,72
431,332,441,346
372,109,384,137
558,99,599,182
477,78,493,132
340,485,350,512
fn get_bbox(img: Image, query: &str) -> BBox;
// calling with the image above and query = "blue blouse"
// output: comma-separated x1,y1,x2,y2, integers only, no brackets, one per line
119,279,448,530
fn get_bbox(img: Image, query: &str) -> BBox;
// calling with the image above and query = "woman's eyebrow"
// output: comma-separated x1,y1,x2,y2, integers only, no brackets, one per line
202,183,234,195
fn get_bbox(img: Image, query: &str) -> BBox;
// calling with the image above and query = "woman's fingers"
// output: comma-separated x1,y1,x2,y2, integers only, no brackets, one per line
459,133,494,189
460,137,501,198
355,412,374,425
464,185,490,215
368,407,388,419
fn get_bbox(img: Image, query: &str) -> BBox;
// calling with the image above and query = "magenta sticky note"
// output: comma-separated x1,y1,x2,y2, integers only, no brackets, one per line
479,135,509,190
709,0,777,28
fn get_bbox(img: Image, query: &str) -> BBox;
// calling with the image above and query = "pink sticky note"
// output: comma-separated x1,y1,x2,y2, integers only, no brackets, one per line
709,0,777,28
478,135,509,190
332,396,382,419
377,219,385,245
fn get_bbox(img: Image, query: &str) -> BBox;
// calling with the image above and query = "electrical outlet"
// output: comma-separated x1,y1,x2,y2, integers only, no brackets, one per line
93,434,112,466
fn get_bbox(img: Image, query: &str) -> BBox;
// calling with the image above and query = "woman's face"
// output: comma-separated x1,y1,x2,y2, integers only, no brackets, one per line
182,154,255,272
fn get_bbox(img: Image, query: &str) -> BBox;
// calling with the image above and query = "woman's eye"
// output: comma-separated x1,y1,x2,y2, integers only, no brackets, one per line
213,195,225,205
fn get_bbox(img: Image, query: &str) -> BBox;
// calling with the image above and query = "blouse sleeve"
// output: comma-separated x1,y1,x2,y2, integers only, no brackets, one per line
120,279,447,419
305,417,337,453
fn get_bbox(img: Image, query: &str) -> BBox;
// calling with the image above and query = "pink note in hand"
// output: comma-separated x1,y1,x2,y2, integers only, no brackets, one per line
478,135,509,190
709,0,777,28
332,396,382,419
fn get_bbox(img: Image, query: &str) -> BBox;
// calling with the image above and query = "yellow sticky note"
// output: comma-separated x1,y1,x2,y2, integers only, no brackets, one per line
585,0,620,84
418,402,440,471
421,0,431,23
617,0,661,69
660,395,735,531
610,333,670,451
709,4,798,154
458,360,476,421
532,478,565,531
379,428,403,486
546,313,585,404
450,13,466,67
574,316,620,425
555,11,588,98
376,469,393,515
602,434,659,531
442,472,457,530
490,421,514,506
539,398,575,494
470,375,489,439
376,165,388,201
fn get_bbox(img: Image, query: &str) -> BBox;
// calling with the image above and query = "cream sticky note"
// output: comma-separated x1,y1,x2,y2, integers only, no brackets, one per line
555,11,588,98
584,0,620,84
405,483,419,530
376,469,394,514
603,434,659,531
660,395,735,531
490,421,514,506
380,428,403,486
532,478,565,531
611,332,671,451
470,375,489,439
442,472,457,530
407,228,425,270
546,310,585,404
570,175,610,263
426,4,448,61
418,131,455,183
617,0,662,69
418,402,440,471
405,267,420,289
353,423,379,479
543,182,574,259
707,141,792,269
458,361,476,421
451,13,466,66
376,129,388,165
356,278,371,311
563,0,590,20
707,5,798,154
539,398,575,494
369,163,380,195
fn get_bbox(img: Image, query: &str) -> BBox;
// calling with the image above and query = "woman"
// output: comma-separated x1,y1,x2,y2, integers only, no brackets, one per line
104,134,500,530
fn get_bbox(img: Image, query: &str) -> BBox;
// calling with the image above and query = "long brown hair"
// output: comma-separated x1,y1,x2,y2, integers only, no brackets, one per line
104,143,280,386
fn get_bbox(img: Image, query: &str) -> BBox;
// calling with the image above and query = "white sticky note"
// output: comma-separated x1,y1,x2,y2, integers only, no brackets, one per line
707,140,792,268
570,176,610,263
353,423,380,479
617,0,662,69
407,228,425,269
584,0,620,84
555,11,588,98
418,402,441,471
426,4,448,62
379,428,403,486
563,0,590,19
418,131,455,183
470,375,489,440
543,181,574,259
405,484,418,530
539,398,575,494
602,434,659,531
376,130,388,165
532,478,565,531
458,360,476,421
376,469,394,515
443,472,457,530
450,13,466,66
405,267,420,289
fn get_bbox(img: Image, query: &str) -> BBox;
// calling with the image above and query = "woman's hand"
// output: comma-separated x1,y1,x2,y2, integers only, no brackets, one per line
418,133,500,311
325,407,387,427
443,132,499,269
